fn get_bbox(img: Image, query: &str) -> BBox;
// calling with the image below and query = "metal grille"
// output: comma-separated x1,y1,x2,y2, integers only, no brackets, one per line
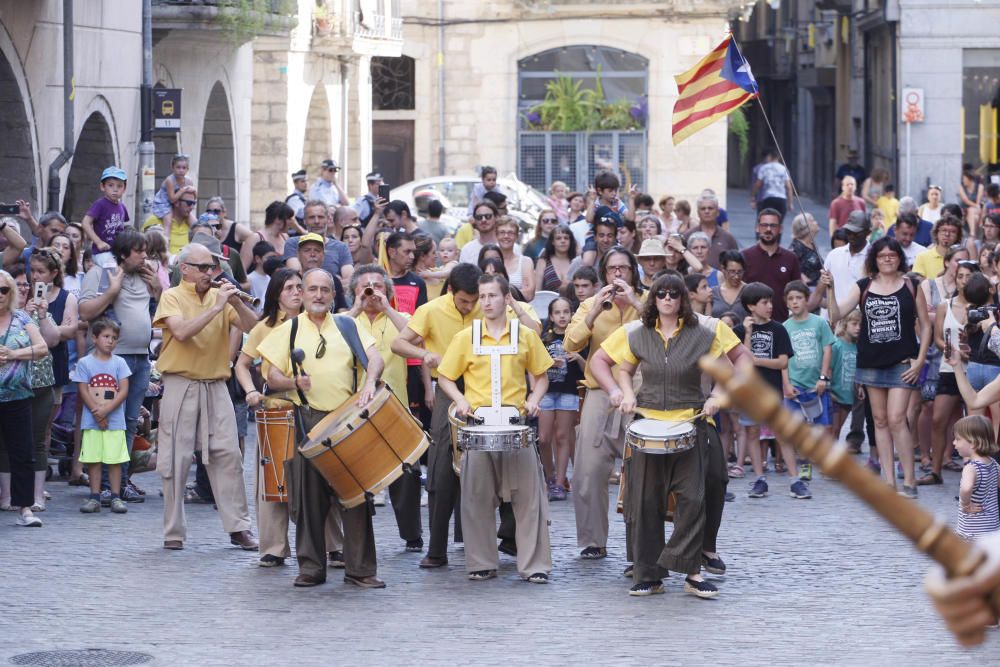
517,131,647,193
10,650,153,666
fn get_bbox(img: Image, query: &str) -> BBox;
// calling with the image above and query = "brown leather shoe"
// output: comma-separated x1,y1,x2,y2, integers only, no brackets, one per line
344,574,386,589
293,574,325,587
229,530,259,551
163,540,184,550
419,555,448,568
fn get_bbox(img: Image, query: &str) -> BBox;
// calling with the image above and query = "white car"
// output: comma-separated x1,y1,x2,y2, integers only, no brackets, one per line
389,173,548,237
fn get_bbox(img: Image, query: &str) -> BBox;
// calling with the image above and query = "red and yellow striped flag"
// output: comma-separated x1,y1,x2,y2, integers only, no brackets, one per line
672,35,758,145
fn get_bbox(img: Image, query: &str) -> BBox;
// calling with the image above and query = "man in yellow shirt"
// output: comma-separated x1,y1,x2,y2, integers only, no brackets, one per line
437,274,553,582
912,216,962,278
564,248,644,561
592,273,744,598
348,264,423,552
152,242,259,551
259,268,386,589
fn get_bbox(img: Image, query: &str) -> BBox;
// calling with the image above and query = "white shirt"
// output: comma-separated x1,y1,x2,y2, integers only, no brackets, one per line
823,243,870,303
900,240,926,266
569,220,591,249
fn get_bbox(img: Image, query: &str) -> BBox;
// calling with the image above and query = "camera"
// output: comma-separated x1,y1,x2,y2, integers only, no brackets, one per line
0,203,20,215
967,305,998,325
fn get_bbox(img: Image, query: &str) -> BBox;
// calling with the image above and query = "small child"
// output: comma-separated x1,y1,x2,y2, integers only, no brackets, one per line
419,236,459,296
569,265,599,310
876,183,899,229
249,240,276,311
81,166,130,265
684,273,712,316
151,153,197,244
467,165,500,216
953,415,1000,540
732,283,794,499
539,297,586,500
72,318,132,514
783,280,836,490
830,308,861,447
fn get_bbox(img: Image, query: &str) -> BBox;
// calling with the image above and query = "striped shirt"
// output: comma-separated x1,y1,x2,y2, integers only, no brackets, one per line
957,459,1000,540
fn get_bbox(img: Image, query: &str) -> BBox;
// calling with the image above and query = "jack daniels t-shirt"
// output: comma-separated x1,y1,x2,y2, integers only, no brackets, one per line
732,319,793,394
856,276,919,369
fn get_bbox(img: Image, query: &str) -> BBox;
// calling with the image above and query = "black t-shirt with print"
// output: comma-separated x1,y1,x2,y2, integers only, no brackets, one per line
733,319,793,393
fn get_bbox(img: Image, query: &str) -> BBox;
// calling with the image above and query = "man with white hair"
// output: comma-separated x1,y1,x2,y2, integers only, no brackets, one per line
152,242,260,551
683,191,738,269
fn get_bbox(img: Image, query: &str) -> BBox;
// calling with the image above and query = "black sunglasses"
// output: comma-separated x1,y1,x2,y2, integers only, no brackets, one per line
206,208,223,215
540,217,558,224
474,213,494,221
316,333,327,359
0,286,10,295
180,199,197,206
655,288,682,300
184,262,216,273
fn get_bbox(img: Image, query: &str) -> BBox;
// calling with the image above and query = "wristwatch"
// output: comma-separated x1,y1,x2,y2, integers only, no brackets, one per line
819,375,830,383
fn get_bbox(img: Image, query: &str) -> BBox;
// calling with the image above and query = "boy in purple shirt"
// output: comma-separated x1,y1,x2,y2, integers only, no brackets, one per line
82,166,130,262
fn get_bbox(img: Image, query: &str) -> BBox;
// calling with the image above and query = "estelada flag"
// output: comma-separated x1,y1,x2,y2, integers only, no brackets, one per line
672,34,758,145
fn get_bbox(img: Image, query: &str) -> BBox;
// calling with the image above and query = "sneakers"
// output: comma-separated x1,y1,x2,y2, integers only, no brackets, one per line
498,539,517,557
80,497,101,513
684,577,719,599
898,485,918,499
724,491,735,502
798,461,813,481
748,477,768,498
259,554,285,567
580,546,607,559
405,539,424,553
109,497,128,514
623,564,634,578
468,569,497,581
17,512,42,527
628,580,664,596
99,489,113,507
548,482,567,501
328,551,346,568
120,485,144,503
526,572,549,584
789,479,812,499
866,458,882,475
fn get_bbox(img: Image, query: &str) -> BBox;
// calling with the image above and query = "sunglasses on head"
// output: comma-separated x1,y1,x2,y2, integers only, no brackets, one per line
655,288,682,300
958,260,981,271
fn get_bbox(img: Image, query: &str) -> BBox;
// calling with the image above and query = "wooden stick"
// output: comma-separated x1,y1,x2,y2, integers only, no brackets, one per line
700,356,988,581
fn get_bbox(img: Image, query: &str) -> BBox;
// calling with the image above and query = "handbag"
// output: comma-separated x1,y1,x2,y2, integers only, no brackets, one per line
792,390,824,422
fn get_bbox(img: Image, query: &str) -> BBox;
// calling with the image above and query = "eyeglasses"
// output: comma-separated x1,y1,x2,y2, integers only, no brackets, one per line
497,229,517,236
316,333,327,359
655,288,682,300
540,217,558,224
473,213,494,221
725,267,745,275
206,208,223,215
15,282,29,291
607,265,631,274
184,262,216,273
0,286,10,295
758,222,780,229
180,199,197,207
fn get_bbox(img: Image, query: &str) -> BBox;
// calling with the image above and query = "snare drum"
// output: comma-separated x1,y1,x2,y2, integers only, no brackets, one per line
625,419,697,455
255,408,296,502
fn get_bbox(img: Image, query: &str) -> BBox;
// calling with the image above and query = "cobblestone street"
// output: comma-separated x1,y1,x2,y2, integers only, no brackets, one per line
1,424,994,666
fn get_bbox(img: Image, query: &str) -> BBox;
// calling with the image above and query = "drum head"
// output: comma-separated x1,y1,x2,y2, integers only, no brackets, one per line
628,419,694,439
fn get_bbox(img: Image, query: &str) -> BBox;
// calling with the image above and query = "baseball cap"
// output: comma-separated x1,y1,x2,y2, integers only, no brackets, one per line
298,232,325,247
101,166,127,182
291,169,307,182
190,232,226,260
198,212,220,227
636,239,668,258
366,171,383,182
843,210,870,233
594,205,623,228
321,159,339,170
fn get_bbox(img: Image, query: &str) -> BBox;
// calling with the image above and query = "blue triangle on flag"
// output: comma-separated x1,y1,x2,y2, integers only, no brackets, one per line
721,40,758,94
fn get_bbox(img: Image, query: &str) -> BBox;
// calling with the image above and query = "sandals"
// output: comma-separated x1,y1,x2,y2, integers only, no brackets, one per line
943,461,963,473
917,471,943,486
67,475,90,486
728,465,745,478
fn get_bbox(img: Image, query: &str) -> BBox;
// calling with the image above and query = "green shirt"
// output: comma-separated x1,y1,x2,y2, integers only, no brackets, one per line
783,314,836,389
830,337,857,405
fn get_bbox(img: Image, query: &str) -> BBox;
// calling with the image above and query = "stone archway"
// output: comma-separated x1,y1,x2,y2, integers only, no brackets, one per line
0,46,37,210
198,81,236,204
62,112,114,223
302,84,332,177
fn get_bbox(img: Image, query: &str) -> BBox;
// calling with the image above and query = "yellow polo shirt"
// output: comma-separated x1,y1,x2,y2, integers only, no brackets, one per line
601,317,739,422
242,313,289,408
153,280,239,380
142,214,190,256
258,312,376,412
454,222,475,249
437,320,553,410
405,295,538,379
564,293,643,389
355,311,409,406
912,246,944,279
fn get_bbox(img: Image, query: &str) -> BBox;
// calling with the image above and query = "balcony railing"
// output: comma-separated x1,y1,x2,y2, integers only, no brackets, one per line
151,0,296,39
354,10,403,42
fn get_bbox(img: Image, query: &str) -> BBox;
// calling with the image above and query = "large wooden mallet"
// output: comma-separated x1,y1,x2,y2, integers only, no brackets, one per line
700,356,1000,642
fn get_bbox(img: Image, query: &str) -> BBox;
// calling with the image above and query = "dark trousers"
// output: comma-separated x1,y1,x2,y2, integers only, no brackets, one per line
29,387,54,472
387,465,423,543
427,385,462,558
702,423,728,553
626,421,710,582
289,407,377,580
847,392,876,451
759,196,788,221
0,398,34,507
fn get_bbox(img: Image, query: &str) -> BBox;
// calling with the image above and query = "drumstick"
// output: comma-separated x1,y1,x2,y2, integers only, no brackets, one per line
699,355,998,597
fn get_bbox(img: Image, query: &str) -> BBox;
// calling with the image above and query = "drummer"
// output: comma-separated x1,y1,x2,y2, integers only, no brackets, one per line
234,268,346,568
347,264,424,552
591,272,741,598
258,268,386,589
436,274,554,582
564,247,644,561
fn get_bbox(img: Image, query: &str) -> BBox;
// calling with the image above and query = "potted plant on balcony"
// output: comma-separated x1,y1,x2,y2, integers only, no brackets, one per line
521,69,645,132
314,3,333,36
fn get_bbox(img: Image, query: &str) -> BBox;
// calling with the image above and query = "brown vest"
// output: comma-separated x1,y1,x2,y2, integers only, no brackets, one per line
626,316,718,411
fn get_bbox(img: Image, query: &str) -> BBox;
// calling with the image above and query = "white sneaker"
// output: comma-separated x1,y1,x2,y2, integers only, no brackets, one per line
374,490,386,507
17,512,42,527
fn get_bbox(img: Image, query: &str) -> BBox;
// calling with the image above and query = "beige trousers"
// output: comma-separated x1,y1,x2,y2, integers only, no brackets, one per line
572,388,627,550
157,374,251,543
460,447,551,578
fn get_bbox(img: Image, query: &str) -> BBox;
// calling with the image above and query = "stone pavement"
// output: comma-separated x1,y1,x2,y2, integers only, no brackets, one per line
0,424,994,666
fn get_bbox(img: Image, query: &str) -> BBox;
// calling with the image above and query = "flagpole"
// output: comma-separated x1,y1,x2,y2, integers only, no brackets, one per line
728,33,813,235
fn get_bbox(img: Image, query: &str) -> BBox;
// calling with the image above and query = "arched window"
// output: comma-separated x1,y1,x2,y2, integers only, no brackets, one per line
517,46,648,194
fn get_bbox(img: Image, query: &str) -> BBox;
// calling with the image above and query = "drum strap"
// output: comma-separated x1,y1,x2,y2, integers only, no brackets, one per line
333,315,370,393
288,317,310,407
472,320,519,424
